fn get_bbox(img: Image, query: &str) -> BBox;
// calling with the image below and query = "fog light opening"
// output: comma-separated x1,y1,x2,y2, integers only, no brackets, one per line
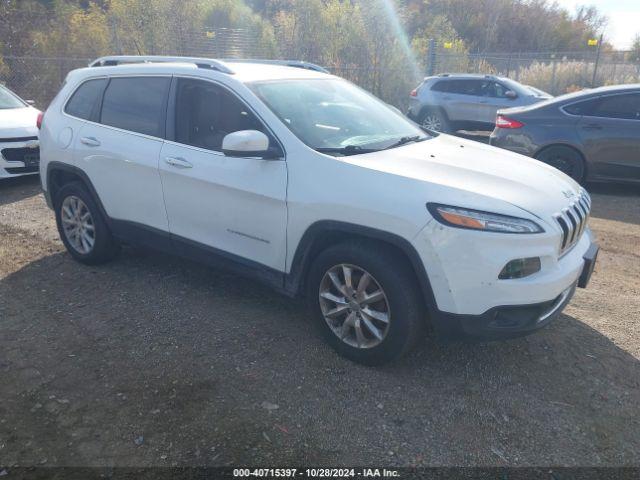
499,257,541,280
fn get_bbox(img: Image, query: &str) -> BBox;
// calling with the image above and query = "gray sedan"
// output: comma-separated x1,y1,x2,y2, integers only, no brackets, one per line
490,84,640,183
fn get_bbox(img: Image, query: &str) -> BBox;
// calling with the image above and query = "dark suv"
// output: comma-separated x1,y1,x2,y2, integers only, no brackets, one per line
490,84,640,183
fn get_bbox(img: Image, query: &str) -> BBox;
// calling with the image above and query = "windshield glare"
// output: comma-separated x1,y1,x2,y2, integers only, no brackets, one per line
0,85,26,109
250,79,428,154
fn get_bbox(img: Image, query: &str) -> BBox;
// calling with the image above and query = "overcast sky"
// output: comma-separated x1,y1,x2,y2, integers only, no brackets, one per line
555,0,639,49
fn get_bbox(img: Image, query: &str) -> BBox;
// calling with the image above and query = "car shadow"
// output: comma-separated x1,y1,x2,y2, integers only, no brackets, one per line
0,175,41,206
1,245,639,466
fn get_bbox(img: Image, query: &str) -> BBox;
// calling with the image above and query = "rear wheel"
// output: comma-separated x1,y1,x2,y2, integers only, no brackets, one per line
420,108,451,133
55,182,120,265
535,146,586,183
307,241,425,365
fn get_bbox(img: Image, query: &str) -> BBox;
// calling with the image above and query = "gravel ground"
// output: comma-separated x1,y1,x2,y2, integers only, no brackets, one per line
0,175,638,468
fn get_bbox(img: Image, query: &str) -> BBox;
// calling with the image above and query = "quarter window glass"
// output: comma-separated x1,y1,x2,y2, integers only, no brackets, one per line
100,77,170,137
563,99,598,116
174,78,266,151
589,94,640,120
64,78,107,120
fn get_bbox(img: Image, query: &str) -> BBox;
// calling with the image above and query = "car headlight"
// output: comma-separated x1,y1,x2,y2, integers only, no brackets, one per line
427,203,544,234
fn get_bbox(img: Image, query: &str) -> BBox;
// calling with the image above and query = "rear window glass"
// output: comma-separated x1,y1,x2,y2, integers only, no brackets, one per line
446,79,482,96
64,78,108,120
431,81,449,92
100,77,170,137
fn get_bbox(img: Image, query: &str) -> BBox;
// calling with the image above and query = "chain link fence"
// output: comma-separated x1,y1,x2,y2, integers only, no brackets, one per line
428,42,640,96
2,30,640,111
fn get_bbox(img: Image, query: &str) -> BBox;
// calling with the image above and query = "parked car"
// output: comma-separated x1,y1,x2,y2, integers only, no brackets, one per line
407,74,552,133
0,84,41,179
39,56,598,365
490,84,640,183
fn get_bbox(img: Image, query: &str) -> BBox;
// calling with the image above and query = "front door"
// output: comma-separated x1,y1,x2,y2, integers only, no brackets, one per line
159,77,288,272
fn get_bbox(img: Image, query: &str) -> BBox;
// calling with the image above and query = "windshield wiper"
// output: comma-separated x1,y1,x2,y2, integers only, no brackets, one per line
315,145,380,156
383,135,426,150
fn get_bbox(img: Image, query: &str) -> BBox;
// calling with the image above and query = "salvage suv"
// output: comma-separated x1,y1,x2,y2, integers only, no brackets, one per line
39,56,598,365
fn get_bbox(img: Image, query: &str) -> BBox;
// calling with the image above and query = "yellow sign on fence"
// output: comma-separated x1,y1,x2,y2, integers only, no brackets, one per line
587,38,598,46
443,42,453,49
206,31,215,39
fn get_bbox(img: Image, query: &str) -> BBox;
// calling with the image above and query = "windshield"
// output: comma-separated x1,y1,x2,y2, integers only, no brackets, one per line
249,79,429,155
0,85,27,109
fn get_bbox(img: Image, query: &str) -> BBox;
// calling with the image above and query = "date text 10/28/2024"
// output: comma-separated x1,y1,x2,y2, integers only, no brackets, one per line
233,468,401,478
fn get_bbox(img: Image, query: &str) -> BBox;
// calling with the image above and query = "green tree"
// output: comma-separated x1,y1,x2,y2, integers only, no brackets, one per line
630,34,640,63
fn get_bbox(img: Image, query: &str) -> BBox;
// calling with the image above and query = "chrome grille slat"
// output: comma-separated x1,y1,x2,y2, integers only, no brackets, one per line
566,209,578,244
554,189,591,255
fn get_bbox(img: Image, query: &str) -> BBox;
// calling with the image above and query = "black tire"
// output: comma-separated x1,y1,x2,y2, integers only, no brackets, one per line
535,146,586,183
54,182,120,265
306,241,425,365
419,107,451,133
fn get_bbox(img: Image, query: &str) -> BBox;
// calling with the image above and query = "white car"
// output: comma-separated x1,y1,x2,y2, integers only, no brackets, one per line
39,56,598,365
0,84,41,178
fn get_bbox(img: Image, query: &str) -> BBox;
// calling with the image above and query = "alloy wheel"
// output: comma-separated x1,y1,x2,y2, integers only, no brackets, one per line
319,264,391,349
421,114,443,132
61,195,95,254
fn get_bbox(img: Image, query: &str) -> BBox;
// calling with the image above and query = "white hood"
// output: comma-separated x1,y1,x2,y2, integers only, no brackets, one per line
0,107,40,138
347,133,581,220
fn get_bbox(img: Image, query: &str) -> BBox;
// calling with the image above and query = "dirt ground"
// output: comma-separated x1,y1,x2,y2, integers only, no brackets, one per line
0,175,638,468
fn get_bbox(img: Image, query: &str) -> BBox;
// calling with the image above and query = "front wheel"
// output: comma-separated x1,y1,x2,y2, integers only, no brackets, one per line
307,241,425,365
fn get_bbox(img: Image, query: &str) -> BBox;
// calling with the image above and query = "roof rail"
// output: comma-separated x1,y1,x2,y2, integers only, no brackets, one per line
89,56,234,74
222,59,330,74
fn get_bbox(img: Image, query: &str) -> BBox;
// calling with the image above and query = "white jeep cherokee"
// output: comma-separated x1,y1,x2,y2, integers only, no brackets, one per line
39,56,598,365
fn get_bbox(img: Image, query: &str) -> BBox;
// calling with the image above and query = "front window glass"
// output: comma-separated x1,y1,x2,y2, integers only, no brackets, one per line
249,79,429,155
0,85,26,109
175,78,268,151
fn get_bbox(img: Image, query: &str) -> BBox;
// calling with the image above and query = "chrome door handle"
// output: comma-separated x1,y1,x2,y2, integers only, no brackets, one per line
80,136,101,147
164,156,193,169
582,123,603,130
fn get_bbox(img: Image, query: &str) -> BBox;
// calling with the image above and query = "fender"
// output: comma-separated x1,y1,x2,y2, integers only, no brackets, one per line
284,220,440,318
45,161,112,226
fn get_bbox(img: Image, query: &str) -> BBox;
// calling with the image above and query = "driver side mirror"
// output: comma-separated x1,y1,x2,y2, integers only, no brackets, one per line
505,90,518,100
222,130,282,159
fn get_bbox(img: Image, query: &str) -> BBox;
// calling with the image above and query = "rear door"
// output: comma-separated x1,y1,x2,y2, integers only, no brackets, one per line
575,93,640,180
74,76,171,232
159,77,288,272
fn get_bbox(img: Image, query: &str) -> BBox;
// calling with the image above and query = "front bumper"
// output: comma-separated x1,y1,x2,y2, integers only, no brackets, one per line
428,240,598,340
0,139,40,178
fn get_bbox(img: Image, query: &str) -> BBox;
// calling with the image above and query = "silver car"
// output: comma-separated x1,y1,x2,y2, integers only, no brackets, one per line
407,74,551,133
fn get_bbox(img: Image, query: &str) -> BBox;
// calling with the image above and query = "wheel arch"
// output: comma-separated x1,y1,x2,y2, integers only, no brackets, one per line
418,104,450,122
46,162,111,224
285,221,439,317
533,142,588,181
